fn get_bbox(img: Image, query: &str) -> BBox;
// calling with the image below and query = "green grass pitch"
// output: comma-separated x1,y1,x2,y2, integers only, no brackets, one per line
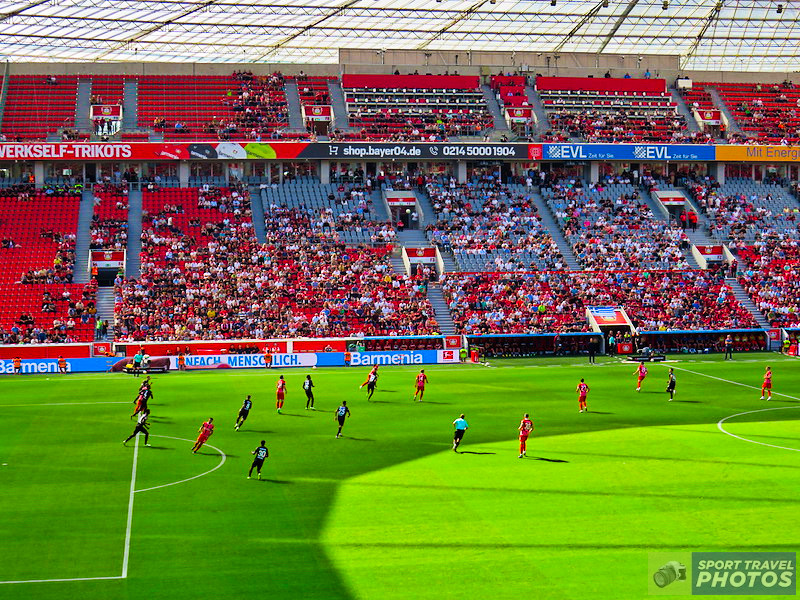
0,354,798,600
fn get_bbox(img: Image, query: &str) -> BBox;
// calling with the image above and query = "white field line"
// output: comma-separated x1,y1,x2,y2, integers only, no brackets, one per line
661,364,800,402
133,435,226,494
717,406,800,453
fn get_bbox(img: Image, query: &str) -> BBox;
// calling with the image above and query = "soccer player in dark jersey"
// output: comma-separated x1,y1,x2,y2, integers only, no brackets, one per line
303,375,315,410
235,395,253,431
123,409,151,447
131,384,153,419
665,368,676,401
365,369,378,400
248,440,269,480
335,401,351,438
412,369,428,402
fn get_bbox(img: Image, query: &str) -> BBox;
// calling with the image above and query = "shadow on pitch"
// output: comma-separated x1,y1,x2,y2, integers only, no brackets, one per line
280,413,312,418
531,456,569,463
261,479,292,484
672,400,701,403
587,411,614,415
343,436,375,442
459,451,496,455
143,445,172,450
417,401,450,405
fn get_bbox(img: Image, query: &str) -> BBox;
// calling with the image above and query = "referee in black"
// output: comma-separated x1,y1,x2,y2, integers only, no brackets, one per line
123,409,151,447
248,440,269,480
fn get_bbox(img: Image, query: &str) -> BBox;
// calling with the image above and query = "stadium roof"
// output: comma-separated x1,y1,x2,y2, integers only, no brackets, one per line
0,0,797,71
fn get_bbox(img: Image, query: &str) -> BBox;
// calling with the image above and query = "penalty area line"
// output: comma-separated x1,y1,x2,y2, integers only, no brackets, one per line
0,435,141,586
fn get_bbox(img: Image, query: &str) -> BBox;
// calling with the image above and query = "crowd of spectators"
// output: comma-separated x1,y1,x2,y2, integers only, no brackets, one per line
215,71,288,140
424,177,566,271
442,268,758,335
687,178,798,242
115,187,439,341
0,283,97,344
545,180,690,270
546,107,688,143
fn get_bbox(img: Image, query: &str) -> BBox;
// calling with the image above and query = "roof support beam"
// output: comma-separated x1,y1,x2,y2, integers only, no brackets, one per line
416,0,491,51
596,0,639,56
92,0,224,60
255,0,361,60
553,0,607,54
681,1,724,69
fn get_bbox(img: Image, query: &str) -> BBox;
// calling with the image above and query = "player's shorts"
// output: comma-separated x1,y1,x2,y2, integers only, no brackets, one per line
276,392,285,400
579,395,587,401
196,434,209,443
251,458,264,468
416,385,425,392
666,383,675,391
337,416,346,426
763,383,772,390
519,434,529,442
454,430,465,441
134,361,141,368
305,390,313,398
238,409,249,419
638,376,646,382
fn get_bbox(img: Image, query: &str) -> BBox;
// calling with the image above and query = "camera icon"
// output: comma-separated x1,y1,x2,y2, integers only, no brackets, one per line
653,561,687,588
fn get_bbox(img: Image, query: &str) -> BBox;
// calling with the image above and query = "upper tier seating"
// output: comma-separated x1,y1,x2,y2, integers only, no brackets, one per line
290,75,334,107
536,76,688,143
711,81,800,143
88,75,124,105
342,74,493,141
2,75,77,141
138,72,288,141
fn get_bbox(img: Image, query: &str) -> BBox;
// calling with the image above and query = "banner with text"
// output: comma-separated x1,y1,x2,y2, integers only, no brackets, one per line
542,143,716,162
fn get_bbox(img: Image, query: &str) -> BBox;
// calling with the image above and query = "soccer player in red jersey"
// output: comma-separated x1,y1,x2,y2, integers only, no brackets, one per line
518,413,533,458
191,417,214,453
761,366,773,401
359,365,379,389
276,375,286,413
634,363,647,392
576,378,590,413
412,369,429,402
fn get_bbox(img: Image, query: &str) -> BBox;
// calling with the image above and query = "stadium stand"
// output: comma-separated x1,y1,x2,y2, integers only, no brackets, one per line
341,74,493,141
115,183,436,340
543,180,691,270
686,178,799,243
0,186,96,343
89,184,129,251
424,177,566,271
2,75,78,141
712,80,800,143
443,269,758,335
138,72,288,141
536,76,689,143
